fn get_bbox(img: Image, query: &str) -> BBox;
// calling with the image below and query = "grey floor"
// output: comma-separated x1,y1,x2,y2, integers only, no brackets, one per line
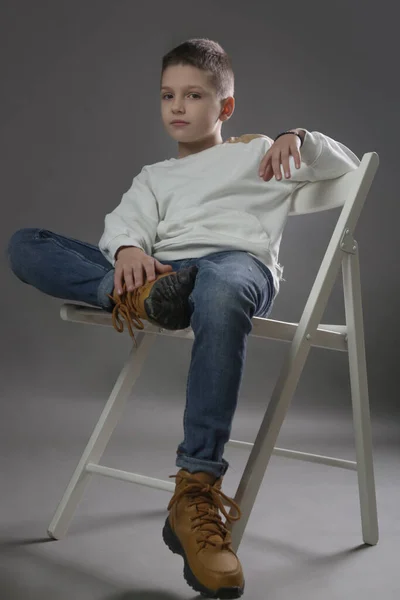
1,336,399,599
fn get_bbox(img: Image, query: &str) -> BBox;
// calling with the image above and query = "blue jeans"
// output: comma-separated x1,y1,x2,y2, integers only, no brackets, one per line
6,228,275,478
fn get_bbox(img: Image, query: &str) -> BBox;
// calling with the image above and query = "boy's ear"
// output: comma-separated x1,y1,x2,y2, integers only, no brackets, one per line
221,97,234,117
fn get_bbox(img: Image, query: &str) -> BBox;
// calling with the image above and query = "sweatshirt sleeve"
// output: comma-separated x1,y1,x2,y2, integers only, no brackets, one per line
98,166,159,267
283,129,361,183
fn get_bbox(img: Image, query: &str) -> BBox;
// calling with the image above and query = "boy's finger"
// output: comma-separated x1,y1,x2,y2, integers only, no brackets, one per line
259,160,270,176
272,155,282,179
283,156,291,178
146,264,156,282
262,164,273,180
258,152,270,175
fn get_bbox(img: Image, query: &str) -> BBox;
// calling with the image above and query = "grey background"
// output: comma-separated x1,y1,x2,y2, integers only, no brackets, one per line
1,1,399,599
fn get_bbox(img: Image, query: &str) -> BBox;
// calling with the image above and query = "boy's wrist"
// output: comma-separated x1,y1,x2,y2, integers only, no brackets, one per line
288,128,306,143
115,245,143,260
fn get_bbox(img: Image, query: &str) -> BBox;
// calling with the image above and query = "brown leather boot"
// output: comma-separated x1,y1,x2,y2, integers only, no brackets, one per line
107,265,198,345
162,468,245,599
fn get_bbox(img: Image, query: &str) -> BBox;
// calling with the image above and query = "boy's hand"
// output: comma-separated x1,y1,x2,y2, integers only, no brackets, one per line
114,247,173,295
258,131,302,182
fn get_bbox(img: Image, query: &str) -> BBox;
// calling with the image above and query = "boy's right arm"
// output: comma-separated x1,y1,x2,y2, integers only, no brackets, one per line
98,167,173,294
98,166,159,267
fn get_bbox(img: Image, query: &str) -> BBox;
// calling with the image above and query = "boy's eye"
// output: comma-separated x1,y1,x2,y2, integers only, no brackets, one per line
162,93,201,100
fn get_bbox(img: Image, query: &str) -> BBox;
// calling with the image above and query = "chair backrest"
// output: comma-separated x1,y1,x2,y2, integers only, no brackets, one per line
288,152,378,216
283,151,379,351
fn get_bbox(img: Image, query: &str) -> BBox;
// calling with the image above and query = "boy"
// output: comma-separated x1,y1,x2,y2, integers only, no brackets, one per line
7,38,360,599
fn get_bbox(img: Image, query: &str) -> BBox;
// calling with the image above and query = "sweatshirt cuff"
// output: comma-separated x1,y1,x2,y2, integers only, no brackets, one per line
298,129,323,166
102,234,145,267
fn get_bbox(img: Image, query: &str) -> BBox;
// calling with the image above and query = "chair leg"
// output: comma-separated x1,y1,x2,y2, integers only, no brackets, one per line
226,327,317,554
226,244,344,554
342,250,379,545
47,332,156,540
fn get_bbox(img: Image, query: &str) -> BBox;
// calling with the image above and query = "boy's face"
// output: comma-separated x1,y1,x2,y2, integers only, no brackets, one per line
160,64,233,147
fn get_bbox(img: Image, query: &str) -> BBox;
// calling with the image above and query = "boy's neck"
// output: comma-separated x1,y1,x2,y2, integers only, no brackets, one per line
177,133,224,159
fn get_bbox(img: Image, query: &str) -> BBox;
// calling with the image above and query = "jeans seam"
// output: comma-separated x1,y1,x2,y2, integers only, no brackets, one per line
35,228,102,252
37,231,110,275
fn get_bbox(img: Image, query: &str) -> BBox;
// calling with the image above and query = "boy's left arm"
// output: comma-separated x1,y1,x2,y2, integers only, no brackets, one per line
259,128,360,183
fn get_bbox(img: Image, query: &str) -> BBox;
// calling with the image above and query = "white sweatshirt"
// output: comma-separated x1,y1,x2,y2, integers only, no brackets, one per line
98,130,360,296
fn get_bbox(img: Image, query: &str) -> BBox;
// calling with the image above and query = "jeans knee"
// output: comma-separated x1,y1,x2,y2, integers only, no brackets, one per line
6,228,40,271
10,226,42,247
7,227,37,252
191,283,254,331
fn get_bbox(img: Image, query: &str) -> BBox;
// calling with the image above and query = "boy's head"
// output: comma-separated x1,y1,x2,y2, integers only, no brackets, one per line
160,38,235,157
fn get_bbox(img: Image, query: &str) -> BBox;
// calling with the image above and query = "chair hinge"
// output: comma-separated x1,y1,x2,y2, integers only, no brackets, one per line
340,229,357,254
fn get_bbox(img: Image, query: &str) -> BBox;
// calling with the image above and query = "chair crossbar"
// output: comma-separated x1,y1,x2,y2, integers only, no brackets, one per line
61,304,348,352
84,442,358,507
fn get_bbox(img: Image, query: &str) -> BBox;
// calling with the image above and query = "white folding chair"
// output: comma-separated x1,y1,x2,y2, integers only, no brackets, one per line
48,151,380,553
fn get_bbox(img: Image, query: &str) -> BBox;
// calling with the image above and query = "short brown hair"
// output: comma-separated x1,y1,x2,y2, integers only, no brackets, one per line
161,38,234,101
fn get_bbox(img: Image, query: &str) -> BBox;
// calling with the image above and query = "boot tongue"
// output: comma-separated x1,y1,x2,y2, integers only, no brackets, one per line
177,468,219,485
190,471,219,485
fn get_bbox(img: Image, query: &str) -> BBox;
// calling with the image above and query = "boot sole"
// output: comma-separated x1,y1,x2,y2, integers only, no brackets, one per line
162,516,245,599
144,265,198,330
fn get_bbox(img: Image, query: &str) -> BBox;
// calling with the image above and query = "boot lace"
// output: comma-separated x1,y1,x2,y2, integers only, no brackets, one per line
167,474,242,551
107,282,144,346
